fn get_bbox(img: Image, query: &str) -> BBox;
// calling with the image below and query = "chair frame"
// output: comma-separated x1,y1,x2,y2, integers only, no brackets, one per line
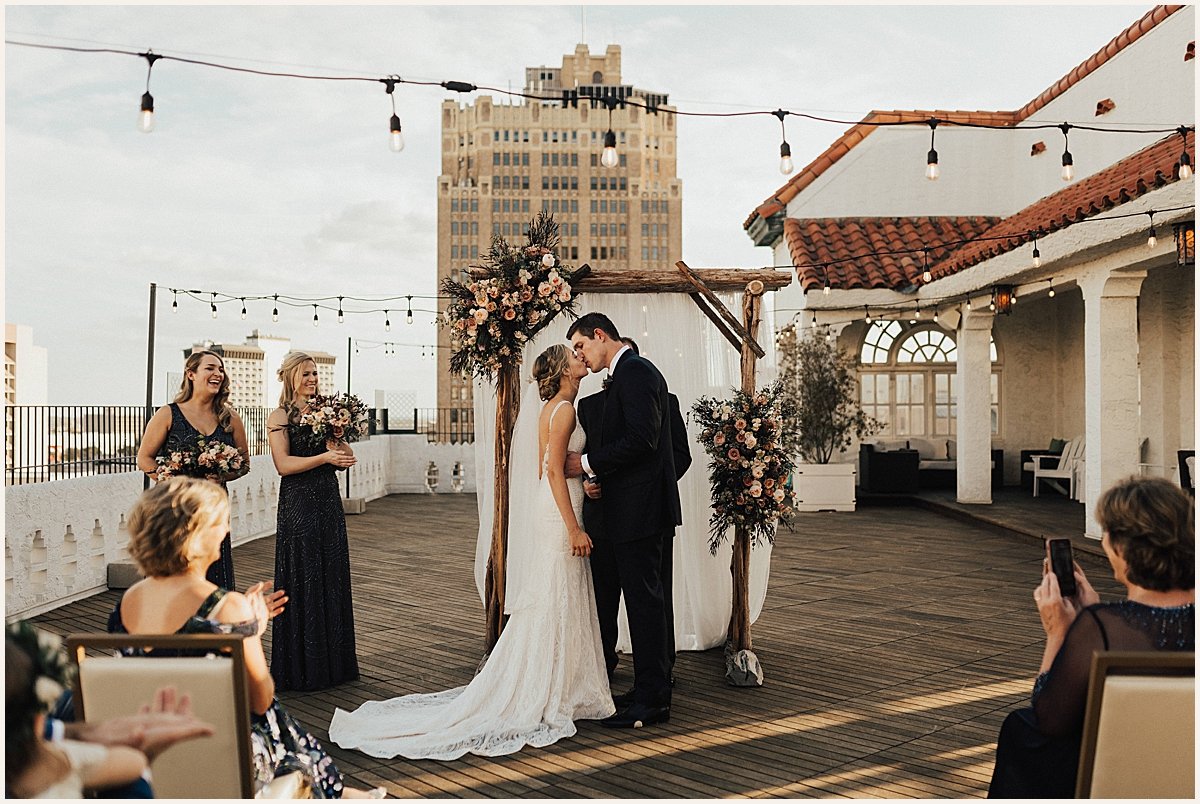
1075,650,1195,798
65,633,256,799
1030,437,1084,498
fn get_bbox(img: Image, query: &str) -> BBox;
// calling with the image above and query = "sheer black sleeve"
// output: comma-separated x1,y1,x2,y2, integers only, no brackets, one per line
1031,607,1106,736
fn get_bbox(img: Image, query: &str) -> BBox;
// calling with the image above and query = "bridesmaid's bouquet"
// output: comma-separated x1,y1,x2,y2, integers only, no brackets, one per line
298,392,370,443
157,438,245,482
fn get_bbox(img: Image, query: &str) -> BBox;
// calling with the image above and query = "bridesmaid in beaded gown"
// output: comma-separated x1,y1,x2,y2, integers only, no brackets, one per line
267,352,360,691
137,350,250,590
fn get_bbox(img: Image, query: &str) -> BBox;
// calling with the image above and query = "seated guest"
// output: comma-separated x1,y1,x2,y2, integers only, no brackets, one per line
114,477,383,799
988,475,1195,798
6,626,149,798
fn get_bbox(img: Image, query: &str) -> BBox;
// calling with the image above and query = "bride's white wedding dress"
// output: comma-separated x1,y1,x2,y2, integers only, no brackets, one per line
328,400,614,760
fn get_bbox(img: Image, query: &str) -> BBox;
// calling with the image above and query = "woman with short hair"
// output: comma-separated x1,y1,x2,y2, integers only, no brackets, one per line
988,475,1194,798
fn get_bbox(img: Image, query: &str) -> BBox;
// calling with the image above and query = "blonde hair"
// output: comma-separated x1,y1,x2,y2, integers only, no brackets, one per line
127,478,230,578
176,350,233,432
532,344,571,401
277,352,318,411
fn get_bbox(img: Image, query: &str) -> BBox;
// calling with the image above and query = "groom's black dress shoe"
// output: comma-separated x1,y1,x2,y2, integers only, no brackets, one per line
601,703,670,729
611,689,636,709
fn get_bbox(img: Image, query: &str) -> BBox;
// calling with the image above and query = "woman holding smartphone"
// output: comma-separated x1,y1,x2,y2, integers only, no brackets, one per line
987,475,1194,798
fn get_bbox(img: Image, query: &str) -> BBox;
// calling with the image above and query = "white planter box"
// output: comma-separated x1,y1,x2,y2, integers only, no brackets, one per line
793,462,857,512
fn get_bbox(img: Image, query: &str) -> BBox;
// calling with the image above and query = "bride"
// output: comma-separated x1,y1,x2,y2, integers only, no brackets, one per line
328,344,615,759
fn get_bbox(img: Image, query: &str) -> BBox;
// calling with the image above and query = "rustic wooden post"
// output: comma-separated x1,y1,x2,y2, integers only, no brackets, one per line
482,363,520,651
728,280,765,653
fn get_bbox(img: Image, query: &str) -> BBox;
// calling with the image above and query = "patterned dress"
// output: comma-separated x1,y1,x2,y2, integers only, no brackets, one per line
160,402,236,590
271,421,359,691
108,590,348,798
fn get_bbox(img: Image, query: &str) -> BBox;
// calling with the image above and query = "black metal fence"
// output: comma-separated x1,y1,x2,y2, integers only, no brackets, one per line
5,405,476,485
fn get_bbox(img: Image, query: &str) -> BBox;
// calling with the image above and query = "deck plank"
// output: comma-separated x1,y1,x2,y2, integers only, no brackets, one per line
30,492,1120,798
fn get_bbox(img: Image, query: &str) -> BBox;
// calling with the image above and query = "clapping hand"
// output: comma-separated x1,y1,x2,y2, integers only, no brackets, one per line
246,580,288,619
76,686,214,761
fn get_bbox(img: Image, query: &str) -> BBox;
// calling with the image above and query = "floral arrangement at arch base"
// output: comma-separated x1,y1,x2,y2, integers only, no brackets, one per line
441,212,588,379
691,380,798,555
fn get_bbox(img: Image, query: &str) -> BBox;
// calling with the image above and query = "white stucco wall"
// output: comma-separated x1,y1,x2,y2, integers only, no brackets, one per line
5,433,478,619
779,8,1194,223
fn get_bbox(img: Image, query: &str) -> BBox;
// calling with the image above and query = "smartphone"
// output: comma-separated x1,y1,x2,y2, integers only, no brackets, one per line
1047,538,1077,597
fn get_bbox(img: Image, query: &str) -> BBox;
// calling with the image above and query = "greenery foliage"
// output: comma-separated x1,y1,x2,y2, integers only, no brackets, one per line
777,325,881,464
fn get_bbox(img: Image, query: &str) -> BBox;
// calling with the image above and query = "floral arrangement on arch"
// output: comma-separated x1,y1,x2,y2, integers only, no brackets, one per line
691,381,798,554
441,212,587,379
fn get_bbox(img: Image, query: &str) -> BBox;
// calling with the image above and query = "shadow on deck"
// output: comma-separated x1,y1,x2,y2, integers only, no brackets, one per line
31,493,1122,798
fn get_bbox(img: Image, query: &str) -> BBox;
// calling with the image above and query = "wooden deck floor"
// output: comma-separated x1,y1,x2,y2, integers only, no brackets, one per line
31,493,1123,798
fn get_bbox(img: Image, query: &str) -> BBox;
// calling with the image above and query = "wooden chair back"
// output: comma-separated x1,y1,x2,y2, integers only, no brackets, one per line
1076,650,1194,798
66,633,255,799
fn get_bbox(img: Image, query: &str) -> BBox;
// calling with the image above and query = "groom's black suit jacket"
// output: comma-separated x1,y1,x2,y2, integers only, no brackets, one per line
578,350,683,545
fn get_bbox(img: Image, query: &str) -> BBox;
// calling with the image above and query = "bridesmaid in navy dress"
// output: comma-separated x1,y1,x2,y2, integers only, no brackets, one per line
267,352,359,691
137,350,250,590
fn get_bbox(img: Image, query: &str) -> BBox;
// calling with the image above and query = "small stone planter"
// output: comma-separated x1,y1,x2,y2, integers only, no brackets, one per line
792,462,857,512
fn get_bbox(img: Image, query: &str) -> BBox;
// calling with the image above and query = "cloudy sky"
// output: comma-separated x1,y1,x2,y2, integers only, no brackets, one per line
5,2,1148,406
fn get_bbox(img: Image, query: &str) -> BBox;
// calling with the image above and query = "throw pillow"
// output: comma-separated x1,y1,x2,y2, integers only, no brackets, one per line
946,439,957,460
1048,438,1066,454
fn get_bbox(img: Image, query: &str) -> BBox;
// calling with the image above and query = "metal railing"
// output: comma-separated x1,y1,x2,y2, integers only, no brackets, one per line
6,405,476,485
5,405,276,486
377,408,475,444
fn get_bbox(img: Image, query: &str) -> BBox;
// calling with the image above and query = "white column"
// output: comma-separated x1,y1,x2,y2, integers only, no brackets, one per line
1079,268,1147,537
956,307,994,504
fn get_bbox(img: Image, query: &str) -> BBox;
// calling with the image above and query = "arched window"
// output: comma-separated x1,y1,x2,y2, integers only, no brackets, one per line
858,322,1001,437
592,71,604,84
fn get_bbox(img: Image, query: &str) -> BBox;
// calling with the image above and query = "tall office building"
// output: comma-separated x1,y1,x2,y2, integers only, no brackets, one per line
436,43,683,409
185,336,337,408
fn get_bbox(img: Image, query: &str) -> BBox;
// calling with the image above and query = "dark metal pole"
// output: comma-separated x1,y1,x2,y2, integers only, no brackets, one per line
143,283,157,490
344,336,352,499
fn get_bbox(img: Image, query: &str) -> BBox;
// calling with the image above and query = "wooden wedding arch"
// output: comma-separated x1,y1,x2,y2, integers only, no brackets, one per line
472,261,791,675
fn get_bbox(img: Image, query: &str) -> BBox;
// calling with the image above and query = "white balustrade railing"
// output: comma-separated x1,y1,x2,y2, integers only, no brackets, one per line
5,434,476,620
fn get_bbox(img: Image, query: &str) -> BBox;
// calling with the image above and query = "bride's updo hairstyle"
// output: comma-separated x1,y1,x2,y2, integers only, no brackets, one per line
532,344,571,401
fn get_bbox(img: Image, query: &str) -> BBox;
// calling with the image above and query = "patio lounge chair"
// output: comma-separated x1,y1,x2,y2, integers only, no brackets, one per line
1075,650,1194,798
1024,437,1084,498
65,633,256,799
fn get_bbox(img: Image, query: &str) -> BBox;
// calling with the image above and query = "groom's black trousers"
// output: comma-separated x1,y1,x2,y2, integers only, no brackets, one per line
591,527,674,707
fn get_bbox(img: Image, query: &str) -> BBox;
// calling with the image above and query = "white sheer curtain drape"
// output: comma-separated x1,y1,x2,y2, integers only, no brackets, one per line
474,292,777,651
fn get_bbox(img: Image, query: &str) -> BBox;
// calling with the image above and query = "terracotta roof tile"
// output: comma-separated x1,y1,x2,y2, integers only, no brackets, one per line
931,130,1193,277
784,216,1002,291
744,5,1185,232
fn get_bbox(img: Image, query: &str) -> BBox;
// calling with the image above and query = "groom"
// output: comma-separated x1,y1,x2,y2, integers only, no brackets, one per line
566,313,680,728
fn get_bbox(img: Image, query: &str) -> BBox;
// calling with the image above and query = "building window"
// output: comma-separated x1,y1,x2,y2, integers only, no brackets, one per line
451,199,459,212
543,177,550,190
858,322,1000,437
492,199,500,212
591,154,598,167
471,198,478,212
590,178,598,191
591,247,598,260
524,199,531,213
542,153,549,167
493,153,500,165
571,177,578,190
522,153,530,166
522,177,530,190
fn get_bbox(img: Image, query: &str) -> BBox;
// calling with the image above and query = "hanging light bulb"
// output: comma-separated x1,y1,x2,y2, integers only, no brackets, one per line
312,304,319,327
384,310,391,332
914,305,922,320
925,118,940,181
240,298,247,320
406,296,414,325
337,297,345,324
1147,211,1158,248
966,297,973,311
171,291,178,313
864,306,872,325
822,266,831,295
1047,278,1056,298
921,248,932,283
210,292,218,319
601,129,618,168
136,52,160,133
384,78,404,152
772,110,794,174
272,294,279,323
810,311,817,326
1032,236,1041,268
1177,126,1192,180
1059,123,1075,182
933,308,939,323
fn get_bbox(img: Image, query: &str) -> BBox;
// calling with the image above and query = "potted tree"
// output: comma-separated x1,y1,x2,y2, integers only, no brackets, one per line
778,325,880,511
